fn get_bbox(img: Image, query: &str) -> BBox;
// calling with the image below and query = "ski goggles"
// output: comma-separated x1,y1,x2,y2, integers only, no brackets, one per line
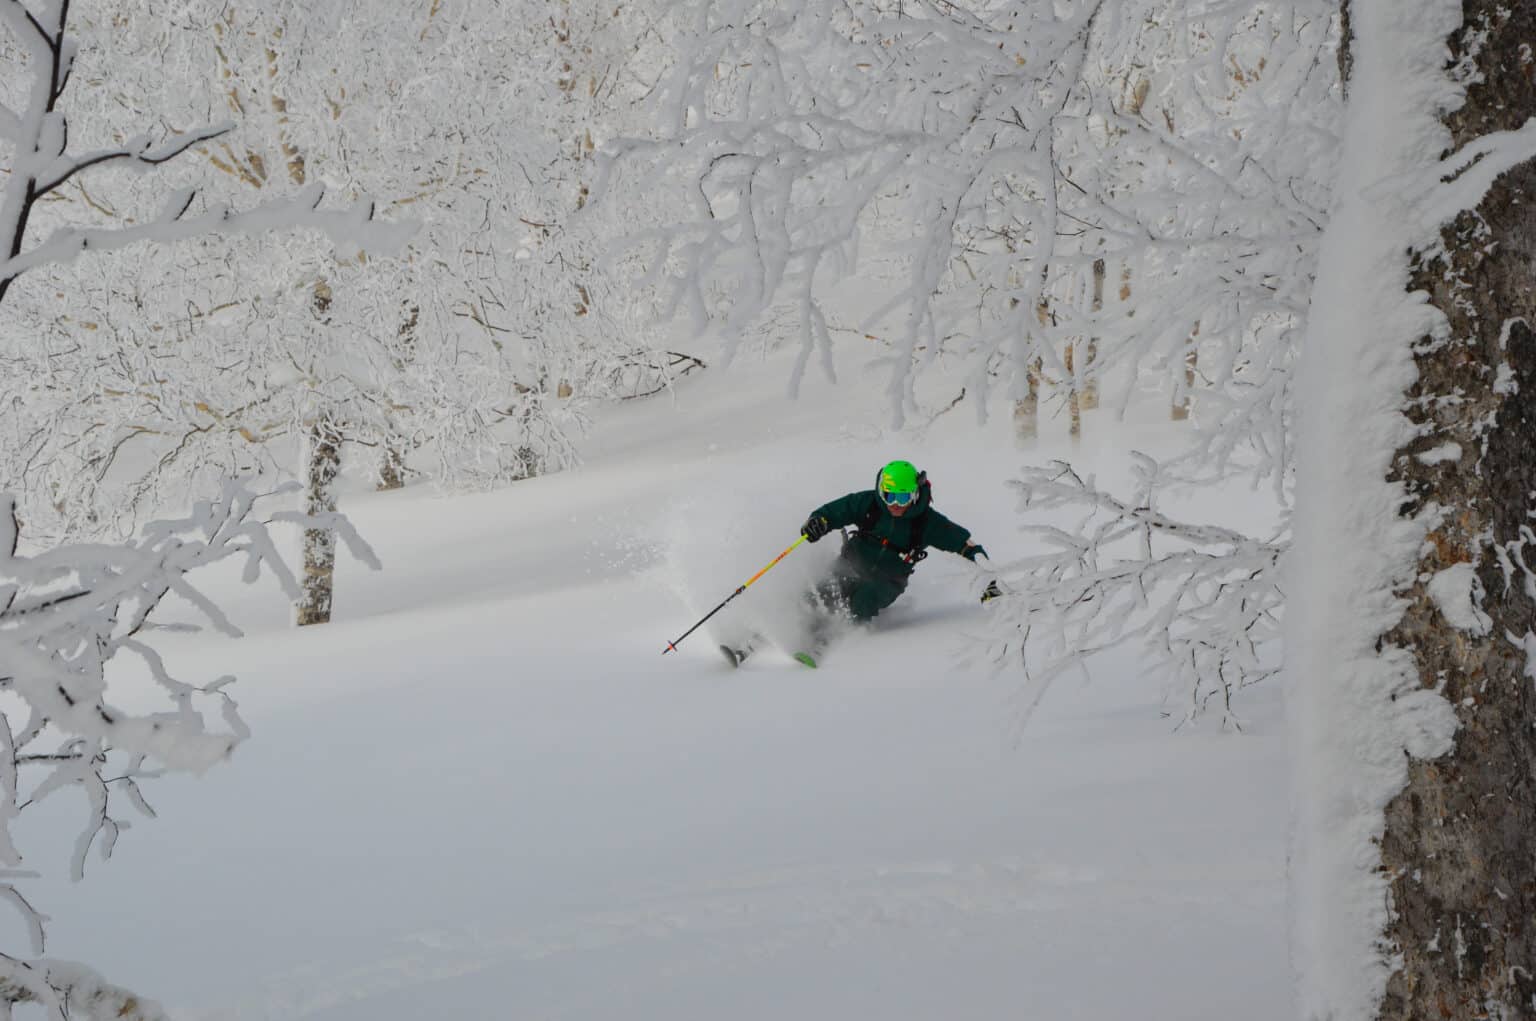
881,489,918,507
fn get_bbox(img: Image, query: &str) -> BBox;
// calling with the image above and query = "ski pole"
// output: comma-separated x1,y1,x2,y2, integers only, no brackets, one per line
662,534,809,655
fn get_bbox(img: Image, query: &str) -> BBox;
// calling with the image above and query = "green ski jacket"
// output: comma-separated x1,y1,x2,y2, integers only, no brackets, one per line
810,484,972,578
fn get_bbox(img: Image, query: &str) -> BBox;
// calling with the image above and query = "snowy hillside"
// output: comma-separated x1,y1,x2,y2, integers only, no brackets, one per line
31,350,1289,1020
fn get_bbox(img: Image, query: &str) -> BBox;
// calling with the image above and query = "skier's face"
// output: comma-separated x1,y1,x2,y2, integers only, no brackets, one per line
881,489,917,517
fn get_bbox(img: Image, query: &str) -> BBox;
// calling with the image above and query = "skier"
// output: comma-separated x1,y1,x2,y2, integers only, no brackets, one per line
799,458,999,629
716,460,999,668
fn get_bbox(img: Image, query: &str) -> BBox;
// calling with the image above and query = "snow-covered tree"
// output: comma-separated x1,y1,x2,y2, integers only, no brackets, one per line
603,0,1334,445
1290,1,1536,1017
602,0,1081,409
0,0,404,1010
1,0,668,624
609,0,1338,723
617,1,1536,1013
0,0,418,567
0,0,407,304
0,482,378,1018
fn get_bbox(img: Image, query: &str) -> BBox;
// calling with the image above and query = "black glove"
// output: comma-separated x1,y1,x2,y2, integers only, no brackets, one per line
980,580,1004,603
962,543,988,562
802,514,832,542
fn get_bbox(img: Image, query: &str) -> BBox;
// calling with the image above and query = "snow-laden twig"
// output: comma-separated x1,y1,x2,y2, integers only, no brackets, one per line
986,455,1284,729
1,183,413,292
0,4,412,305
0,956,169,1020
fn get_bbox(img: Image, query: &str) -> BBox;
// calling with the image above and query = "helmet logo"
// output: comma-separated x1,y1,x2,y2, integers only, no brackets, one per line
878,459,920,496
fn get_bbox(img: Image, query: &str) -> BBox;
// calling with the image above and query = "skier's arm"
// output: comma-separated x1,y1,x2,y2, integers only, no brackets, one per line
806,491,875,533
924,510,985,560
926,511,1000,601
921,512,995,561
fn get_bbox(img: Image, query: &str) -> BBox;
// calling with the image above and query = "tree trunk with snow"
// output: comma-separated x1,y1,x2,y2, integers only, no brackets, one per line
1014,301,1051,445
1172,325,1198,422
1065,342,1081,441
1013,355,1042,445
296,417,342,627
377,301,420,492
377,446,406,491
1377,2,1536,1015
1291,2,1536,1019
1081,257,1103,412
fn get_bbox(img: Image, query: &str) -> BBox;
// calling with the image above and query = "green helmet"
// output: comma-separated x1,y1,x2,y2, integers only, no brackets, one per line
877,459,921,496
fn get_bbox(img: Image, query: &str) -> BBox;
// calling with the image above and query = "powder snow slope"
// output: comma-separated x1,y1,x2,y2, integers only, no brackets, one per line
34,348,1290,1020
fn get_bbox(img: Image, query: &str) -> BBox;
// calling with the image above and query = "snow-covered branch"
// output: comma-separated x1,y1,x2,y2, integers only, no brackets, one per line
602,0,1111,407
0,0,413,306
2,183,413,292
604,0,1342,528
608,0,1336,727
0,478,373,1013
986,455,1284,728
31,121,236,198
0,0,628,549
0,957,169,1020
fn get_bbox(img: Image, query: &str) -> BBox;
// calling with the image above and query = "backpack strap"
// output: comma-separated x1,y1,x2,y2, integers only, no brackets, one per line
908,507,929,553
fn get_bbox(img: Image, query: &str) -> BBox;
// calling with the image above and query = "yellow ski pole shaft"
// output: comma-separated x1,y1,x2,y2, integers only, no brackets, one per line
662,534,809,655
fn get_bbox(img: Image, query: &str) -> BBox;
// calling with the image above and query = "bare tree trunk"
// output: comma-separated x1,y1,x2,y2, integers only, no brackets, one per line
1066,343,1080,441
376,301,419,492
1172,323,1199,421
1081,257,1104,411
377,446,406,492
296,417,342,627
1014,301,1051,445
1012,359,1042,445
1376,2,1536,1016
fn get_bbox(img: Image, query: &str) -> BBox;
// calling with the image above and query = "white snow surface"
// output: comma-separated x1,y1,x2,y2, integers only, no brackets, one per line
26,351,1289,1019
